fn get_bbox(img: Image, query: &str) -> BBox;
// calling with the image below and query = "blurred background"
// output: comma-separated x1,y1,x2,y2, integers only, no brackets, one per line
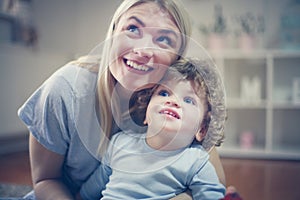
0,0,300,199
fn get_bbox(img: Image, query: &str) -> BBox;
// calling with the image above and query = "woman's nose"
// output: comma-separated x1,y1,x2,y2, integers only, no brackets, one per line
133,47,154,59
133,35,155,58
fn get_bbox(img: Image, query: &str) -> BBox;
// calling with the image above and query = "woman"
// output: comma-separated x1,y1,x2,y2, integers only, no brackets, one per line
18,0,225,199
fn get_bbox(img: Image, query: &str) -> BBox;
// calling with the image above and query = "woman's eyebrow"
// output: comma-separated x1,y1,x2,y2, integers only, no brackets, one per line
128,16,178,39
158,29,179,39
128,16,145,27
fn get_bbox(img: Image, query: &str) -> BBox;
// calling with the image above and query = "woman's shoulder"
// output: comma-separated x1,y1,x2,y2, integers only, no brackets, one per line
42,60,98,99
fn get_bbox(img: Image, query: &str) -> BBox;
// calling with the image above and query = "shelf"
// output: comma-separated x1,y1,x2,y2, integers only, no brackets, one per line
219,146,267,159
272,102,300,109
227,98,267,109
271,146,300,160
219,146,300,160
209,49,300,59
213,49,300,160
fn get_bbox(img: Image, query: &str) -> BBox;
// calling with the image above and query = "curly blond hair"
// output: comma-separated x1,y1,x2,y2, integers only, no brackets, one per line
130,57,227,151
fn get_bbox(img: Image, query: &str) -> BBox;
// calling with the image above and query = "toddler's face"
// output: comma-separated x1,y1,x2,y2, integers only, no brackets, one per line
145,79,206,150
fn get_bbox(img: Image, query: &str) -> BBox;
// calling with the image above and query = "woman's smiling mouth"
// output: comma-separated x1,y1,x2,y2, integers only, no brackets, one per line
124,59,153,72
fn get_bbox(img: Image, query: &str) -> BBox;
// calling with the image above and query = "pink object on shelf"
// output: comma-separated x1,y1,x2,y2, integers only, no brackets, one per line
239,131,254,149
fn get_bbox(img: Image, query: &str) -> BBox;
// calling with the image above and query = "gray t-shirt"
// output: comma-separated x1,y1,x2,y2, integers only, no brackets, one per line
18,63,112,194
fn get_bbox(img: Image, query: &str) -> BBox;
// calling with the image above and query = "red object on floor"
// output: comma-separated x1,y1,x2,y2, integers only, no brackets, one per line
221,192,243,200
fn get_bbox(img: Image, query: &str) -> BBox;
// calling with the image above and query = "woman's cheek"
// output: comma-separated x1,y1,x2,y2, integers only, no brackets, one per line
158,50,179,67
111,34,133,59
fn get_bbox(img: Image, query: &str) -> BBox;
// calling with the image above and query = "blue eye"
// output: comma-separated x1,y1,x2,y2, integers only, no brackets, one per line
127,25,139,34
158,90,169,97
157,36,172,46
184,97,196,105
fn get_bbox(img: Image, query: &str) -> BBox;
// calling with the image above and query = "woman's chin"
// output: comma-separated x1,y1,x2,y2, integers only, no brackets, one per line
135,83,156,91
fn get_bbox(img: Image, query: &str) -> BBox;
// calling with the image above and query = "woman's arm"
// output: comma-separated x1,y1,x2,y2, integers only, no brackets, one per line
29,134,74,200
209,146,226,185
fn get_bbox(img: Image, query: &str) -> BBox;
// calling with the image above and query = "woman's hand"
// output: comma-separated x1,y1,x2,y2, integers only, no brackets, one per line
222,186,243,200
169,191,192,200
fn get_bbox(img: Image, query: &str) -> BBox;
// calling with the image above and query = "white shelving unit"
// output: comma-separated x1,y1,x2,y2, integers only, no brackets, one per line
211,50,300,160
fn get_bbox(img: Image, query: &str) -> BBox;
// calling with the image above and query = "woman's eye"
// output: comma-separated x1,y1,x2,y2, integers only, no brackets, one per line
157,36,173,47
127,25,139,35
158,90,169,97
184,97,196,105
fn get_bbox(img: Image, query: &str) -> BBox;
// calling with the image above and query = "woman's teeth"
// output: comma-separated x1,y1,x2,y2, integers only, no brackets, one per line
126,60,150,72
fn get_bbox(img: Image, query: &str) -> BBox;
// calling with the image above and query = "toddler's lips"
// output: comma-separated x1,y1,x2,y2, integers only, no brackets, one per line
159,108,180,119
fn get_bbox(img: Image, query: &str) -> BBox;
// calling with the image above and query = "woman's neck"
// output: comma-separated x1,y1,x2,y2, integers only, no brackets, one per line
115,83,154,112
115,84,133,112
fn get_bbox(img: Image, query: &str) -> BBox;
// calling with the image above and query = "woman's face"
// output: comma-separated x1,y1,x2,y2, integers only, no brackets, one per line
109,2,182,92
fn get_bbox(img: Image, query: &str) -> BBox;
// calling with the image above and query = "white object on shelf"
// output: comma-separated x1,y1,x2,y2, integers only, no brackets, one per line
293,77,300,104
240,76,261,103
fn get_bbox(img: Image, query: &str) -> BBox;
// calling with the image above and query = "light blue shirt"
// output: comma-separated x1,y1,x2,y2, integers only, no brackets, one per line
80,131,225,200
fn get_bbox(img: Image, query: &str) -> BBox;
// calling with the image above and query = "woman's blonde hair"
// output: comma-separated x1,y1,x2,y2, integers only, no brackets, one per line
78,0,191,155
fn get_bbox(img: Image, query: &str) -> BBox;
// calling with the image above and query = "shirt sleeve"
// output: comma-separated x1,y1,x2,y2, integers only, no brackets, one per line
79,138,113,200
18,71,75,155
189,160,226,199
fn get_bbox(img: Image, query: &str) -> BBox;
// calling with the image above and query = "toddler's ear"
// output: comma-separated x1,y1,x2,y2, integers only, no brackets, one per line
195,129,206,142
143,119,148,125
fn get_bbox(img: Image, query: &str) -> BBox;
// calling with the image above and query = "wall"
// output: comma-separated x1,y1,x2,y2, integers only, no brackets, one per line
184,0,291,49
0,0,290,138
1,0,76,137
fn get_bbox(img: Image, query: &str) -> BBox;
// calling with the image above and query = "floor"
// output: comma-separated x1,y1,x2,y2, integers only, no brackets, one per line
222,158,300,200
1,151,300,200
0,151,31,186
